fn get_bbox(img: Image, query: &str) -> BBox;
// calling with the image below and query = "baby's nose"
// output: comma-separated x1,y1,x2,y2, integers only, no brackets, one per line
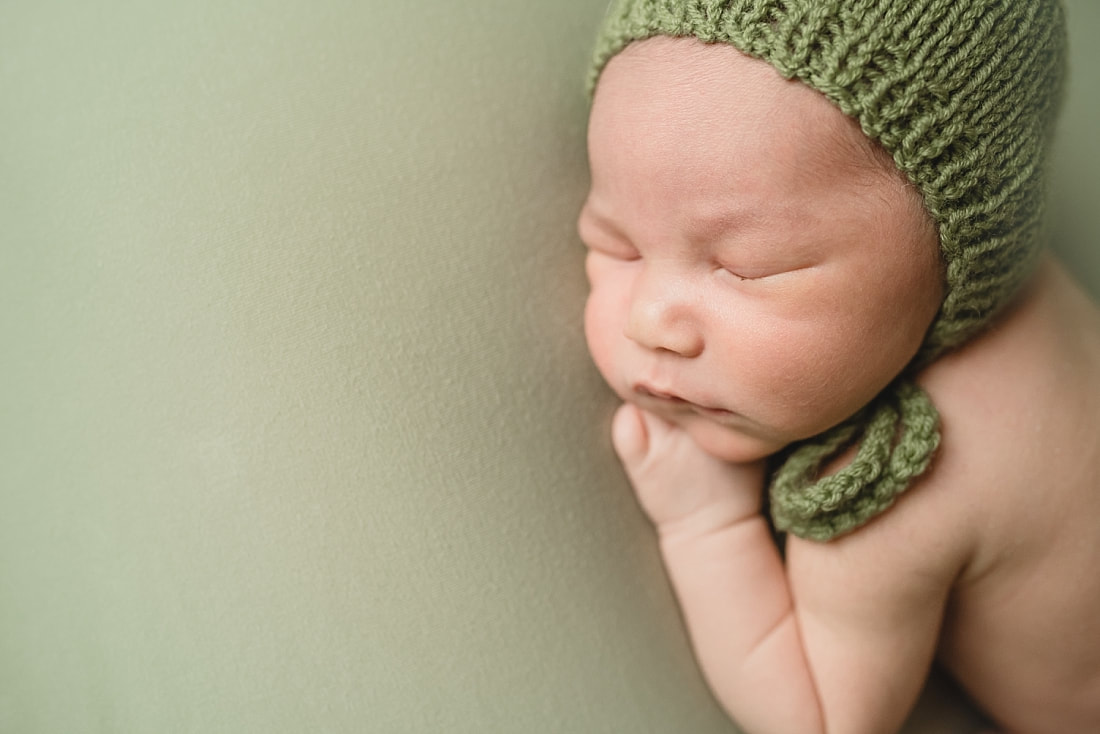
624,274,704,357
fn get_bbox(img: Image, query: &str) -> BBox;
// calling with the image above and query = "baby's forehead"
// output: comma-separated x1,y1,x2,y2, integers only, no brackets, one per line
592,36,900,187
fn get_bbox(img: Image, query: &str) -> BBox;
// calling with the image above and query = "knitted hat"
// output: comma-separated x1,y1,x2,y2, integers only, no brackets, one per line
587,0,1068,540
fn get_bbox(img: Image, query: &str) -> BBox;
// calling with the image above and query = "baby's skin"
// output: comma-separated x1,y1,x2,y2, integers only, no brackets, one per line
580,37,1100,734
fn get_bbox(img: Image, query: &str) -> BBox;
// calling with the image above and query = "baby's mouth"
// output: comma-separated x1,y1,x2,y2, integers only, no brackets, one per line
692,404,737,421
633,384,688,404
633,383,736,421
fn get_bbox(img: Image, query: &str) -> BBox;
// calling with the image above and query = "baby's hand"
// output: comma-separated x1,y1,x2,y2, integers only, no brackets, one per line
611,403,766,538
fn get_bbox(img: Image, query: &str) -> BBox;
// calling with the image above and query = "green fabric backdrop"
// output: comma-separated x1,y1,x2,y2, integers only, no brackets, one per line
1,2,1095,733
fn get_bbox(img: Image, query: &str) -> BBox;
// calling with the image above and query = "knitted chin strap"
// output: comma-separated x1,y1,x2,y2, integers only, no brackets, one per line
589,0,1067,540
770,380,940,540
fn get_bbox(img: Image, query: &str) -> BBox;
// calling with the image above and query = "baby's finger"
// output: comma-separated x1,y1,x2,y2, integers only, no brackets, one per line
611,402,649,465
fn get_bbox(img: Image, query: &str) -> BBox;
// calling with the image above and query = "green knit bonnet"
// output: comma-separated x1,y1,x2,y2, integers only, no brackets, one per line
587,0,1068,541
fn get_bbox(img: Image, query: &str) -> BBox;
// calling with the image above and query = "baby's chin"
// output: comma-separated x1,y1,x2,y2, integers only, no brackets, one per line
679,415,788,465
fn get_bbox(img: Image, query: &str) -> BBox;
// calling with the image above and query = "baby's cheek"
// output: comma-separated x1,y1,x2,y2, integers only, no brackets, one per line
583,290,623,386
769,323,898,430
735,324,854,427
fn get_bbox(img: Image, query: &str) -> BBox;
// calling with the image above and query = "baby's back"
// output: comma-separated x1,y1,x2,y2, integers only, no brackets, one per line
920,255,1100,732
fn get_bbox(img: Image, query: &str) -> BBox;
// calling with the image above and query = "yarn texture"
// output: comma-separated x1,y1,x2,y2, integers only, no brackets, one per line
588,0,1067,540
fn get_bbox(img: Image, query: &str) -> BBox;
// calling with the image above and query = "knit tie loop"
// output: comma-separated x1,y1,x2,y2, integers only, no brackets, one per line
769,379,941,541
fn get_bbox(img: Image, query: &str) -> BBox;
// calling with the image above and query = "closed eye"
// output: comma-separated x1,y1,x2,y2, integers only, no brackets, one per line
577,205,640,260
591,242,641,260
579,224,640,260
717,262,817,282
724,268,755,281
715,262,765,281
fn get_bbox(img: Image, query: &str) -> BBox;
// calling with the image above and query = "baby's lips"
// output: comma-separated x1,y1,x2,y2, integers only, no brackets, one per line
633,382,687,404
634,381,738,420
691,404,737,421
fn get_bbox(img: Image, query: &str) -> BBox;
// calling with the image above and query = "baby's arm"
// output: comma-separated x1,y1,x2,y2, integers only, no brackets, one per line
613,404,964,734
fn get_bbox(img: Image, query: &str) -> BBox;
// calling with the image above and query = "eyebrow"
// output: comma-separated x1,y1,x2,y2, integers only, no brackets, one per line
685,204,767,242
580,199,775,249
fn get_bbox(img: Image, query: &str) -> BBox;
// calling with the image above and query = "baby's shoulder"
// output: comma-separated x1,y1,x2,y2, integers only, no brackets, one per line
920,257,1100,479
913,256,1100,570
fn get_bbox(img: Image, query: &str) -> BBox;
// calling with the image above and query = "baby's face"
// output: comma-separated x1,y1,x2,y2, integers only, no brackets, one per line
579,37,944,463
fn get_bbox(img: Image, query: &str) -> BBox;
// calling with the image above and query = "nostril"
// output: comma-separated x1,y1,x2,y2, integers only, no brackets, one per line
624,321,704,358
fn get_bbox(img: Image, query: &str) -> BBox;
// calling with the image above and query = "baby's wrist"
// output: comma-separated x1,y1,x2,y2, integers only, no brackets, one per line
657,461,766,541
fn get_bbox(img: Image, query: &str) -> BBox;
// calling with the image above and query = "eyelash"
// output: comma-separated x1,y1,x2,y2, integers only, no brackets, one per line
716,263,757,281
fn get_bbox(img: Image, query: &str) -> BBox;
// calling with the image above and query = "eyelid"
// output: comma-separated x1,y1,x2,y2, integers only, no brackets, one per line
578,210,640,256
585,236,640,260
719,261,816,282
715,261,764,281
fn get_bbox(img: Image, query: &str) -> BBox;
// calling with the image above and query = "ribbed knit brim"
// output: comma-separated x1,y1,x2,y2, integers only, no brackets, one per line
587,0,1068,540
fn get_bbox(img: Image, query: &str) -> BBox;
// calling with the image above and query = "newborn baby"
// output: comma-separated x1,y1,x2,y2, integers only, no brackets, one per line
578,2,1100,732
